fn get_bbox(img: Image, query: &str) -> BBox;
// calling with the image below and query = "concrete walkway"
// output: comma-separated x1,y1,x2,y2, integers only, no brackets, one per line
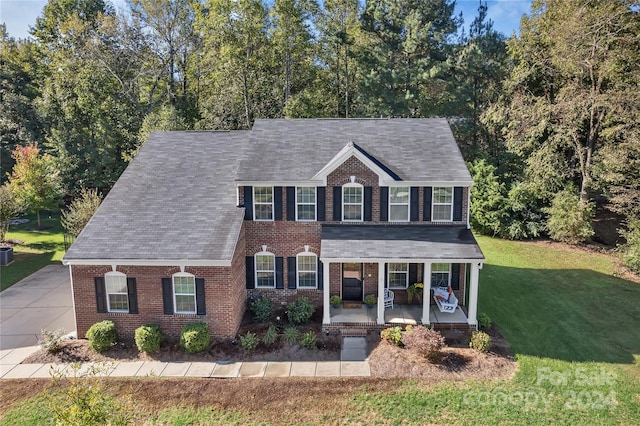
0,345,370,379
0,265,74,350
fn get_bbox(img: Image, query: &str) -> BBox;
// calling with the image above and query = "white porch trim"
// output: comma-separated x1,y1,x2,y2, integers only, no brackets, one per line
377,262,385,324
322,260,331,325
467,262,482,327
422,262,431,325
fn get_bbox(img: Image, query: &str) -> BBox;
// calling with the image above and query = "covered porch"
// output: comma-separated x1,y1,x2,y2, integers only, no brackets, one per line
320,225,485,329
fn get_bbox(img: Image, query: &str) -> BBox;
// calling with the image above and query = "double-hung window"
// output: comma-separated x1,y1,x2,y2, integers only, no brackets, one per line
342,184,363,221
297,254,317,288
387,263,409,289
105,272,129,312
255,253,275,288
389,187,410,221
173,273,196,314
431,263,451,288
432,187,453,221
296,187,316,221
254,186,274,220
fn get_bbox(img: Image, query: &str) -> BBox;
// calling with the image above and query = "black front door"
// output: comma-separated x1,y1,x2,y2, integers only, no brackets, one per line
342,263,363,301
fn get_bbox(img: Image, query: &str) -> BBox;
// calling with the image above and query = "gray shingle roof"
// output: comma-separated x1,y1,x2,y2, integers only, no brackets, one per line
321,225,485,260
238,118,471,183
63,131,247,262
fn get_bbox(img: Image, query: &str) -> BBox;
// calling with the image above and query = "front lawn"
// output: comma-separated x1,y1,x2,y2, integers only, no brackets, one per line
0,213,66,291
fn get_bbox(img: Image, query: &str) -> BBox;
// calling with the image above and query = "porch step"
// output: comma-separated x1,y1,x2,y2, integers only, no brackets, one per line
343,301,362,309
340,328,367,337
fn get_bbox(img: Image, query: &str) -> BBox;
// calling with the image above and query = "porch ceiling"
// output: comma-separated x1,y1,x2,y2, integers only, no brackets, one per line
320,225,485,261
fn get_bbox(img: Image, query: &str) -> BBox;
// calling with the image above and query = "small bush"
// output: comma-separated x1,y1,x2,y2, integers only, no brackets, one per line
134,324,163,353
546,188,594,243
240,332,259,351
180,322,210,353
478,312,492,329
300,332,317,350
39,329,67,354
262,324,278,346
401,326,446,361
282,326,299,345
287,297,315,325
250,297,274,323
380,326,404,347
620,217,640,274
470,331,491,352
329,295,342,307
364,294,377,305
86,320,117,352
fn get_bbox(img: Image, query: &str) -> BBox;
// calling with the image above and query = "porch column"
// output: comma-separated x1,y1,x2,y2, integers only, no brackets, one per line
467,262,481,328
422,262,431,325
377,261,385,324
322,261,331,325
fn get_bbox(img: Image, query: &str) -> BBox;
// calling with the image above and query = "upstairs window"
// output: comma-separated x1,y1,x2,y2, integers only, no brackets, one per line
389,187,410,221
296,187,316,221
254,186,274,220
432,187,453,221
342,183,363,221
105,272,129,312
297,254,317,288
255,253,275,288
431,263,451,288
173,273,196,314
387,263,409,289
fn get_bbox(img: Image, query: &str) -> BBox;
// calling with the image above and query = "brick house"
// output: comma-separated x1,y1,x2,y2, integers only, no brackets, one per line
63,118,485,340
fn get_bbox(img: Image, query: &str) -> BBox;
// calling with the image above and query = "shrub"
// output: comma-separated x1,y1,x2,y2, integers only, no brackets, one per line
39,329,67,354
478,312,492,329
401,326,446,361
620,217,640,274
300,332,317,349
86,320,117,352
287,297,314,325
180,322,210,353
250,297,273,323
134,324,163,353
240,332,259,351
262,324,278,346
61,188,103,237
380,326,404,347
364,294,377,306
282,326,299,345
469,331,491,352
329,295,342,307
546,188,594,243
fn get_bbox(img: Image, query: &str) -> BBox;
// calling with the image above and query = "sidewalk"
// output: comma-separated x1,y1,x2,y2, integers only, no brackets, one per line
0,346,371,379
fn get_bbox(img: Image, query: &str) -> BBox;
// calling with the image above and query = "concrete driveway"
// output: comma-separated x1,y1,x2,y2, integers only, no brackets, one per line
0,265,75,350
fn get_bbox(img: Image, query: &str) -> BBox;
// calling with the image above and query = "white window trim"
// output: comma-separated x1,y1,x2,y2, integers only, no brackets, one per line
255,251,276,288
342,183,364,222
173,272,196,315
297,253,318,289
432,186,454,222
295,186,316,222
389,186,410,222
253,186,274,221
431,263,451,288
105,271,128,313
387,263,409,289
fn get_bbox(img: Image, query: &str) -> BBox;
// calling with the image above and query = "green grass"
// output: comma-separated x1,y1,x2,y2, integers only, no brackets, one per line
0,212,66,291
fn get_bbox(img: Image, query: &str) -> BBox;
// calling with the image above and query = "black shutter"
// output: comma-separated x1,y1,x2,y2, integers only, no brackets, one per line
244,186,253,220
286,186,296,221
275,256,284,289
409,264,418,286
274,186,283,221
453,187,463,221
333,186,342,221
451,264,460,290
195,278,206,315
384,263,388,287
245,256,255,289
94,277,106,313
423,187,432,221
127,277,138,314
364,186,373,221
162,278,173,314
380,186,389,221
317,187,326,221
287,256,297,289
317,260,323,290
410,187,420,221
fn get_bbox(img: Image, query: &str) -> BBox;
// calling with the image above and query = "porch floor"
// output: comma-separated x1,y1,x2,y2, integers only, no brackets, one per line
330,304,468,325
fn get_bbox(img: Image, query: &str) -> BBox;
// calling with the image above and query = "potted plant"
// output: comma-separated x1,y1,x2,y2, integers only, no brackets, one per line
329,295,342,308
407,283,424,304
364,294,377,308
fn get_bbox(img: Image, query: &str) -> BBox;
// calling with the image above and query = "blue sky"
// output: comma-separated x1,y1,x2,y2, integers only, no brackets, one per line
1,0,531,40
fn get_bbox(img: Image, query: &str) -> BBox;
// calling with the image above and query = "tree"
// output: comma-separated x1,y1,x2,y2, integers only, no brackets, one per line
8,144,62,228
61,188,103,237
0,184,23,242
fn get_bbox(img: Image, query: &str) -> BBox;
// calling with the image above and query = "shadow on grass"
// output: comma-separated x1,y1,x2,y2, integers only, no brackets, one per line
479,264,640,364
